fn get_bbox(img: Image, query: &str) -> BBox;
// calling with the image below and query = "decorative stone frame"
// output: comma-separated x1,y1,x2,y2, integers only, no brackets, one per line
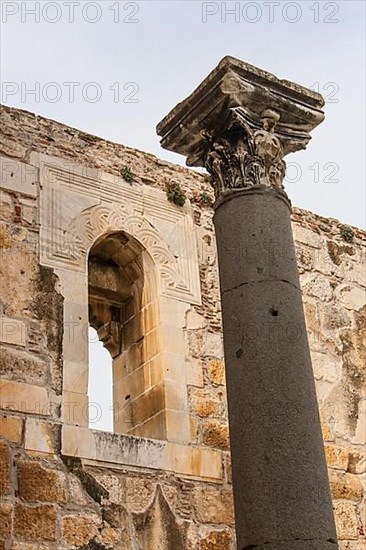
34,154,204,452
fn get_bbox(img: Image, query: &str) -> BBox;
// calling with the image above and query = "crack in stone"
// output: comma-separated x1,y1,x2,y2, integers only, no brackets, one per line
221,278,301,297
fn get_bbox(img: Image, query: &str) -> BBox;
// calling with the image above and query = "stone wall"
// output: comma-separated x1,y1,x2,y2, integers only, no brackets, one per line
0,104,365,549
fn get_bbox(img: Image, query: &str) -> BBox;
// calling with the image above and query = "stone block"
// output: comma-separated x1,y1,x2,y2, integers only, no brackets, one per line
133,410,167,440
338,285,366,311
186,308,206,330
14,503,57,541
0,441,11,496
325,445,349,471
0,413,23,443
198,529,232,550
348,451,366,474
162,352,186,385
191,388,221,417
131,383,165,425
62,514,100,547
24,418,59,454
142,328,161,360
0,316,26,346
0,347,48,385
329,469,364,501
190,447,222,480
62,390,88,426
202,419,230,451
189,415,199,443
63,359,88,394
0,379,50,415
293,224,322,249
186,358,204,387
164,379,188,412
193,486,234,525
62,302,88,364
161,325,185,356
0,503,12,541
0,191,14,221
119,363,150,402
125,477,155,512
17,461,67,503
207,358,225,386
333,501,358,540
95,526,121,548
149,355,164,387
61,424,97,460
204,332,224,359
0,156,38,197
166,410,191,443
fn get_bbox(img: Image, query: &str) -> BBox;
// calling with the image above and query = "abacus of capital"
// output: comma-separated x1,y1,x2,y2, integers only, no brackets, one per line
157,57,338,549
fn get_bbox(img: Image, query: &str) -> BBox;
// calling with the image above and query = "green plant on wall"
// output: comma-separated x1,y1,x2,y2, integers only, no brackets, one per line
340,225,355,242
121,165,134,184
166,182,186,207
200,191,213,206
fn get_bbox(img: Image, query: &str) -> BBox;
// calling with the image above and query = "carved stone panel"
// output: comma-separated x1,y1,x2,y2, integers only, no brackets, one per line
35,154,201,304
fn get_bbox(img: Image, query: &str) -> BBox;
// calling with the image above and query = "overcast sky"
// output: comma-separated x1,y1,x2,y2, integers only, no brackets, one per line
2,0,365,228
2,1,365,430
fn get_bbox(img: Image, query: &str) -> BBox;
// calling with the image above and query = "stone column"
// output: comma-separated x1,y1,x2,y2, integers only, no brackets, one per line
157,57,338,549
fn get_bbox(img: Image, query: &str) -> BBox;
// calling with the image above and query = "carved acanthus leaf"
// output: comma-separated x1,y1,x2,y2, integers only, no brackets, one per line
202,107,287,198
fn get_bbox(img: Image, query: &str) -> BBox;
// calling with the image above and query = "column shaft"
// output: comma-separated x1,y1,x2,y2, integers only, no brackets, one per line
214,187,337,549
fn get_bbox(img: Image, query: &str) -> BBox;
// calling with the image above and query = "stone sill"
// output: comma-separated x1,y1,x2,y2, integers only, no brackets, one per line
61,424,222,481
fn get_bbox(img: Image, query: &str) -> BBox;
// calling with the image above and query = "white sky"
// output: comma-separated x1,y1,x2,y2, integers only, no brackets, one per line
88,327,113,430
1,0,365,228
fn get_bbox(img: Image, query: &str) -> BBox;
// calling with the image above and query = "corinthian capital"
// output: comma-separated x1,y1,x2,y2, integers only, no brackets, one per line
157,56,325,201
202,107,288,198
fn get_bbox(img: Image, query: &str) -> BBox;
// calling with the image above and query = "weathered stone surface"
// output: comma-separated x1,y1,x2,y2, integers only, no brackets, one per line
186,357,204,387
0,347,48,385
24,418,59,454
157,56,325,170
207,358,225,386
193,487,234,525
0,379,50,415
125,476,155,511
0,156,38,197
329,470,364,501
0,441,11,496
191,388,221,417
62,514,100,547
14,504,57,541
348,451,366,475
0,316,26,346
17,461,67,503
325,445,349,471
198,529,232,550
10,543,52,550
333,501,359,540
95,526,121,548
0,503,12,541
133,486,186,550
0,413,23,443
202,420,230,450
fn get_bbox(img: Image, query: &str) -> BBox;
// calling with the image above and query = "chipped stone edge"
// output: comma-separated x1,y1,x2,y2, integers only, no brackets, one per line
62,424,222,481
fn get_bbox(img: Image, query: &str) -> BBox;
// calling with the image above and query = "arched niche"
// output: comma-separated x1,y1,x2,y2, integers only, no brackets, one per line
87,230,163,437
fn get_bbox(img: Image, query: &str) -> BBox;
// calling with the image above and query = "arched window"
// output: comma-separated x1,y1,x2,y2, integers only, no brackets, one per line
87,231,162,437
